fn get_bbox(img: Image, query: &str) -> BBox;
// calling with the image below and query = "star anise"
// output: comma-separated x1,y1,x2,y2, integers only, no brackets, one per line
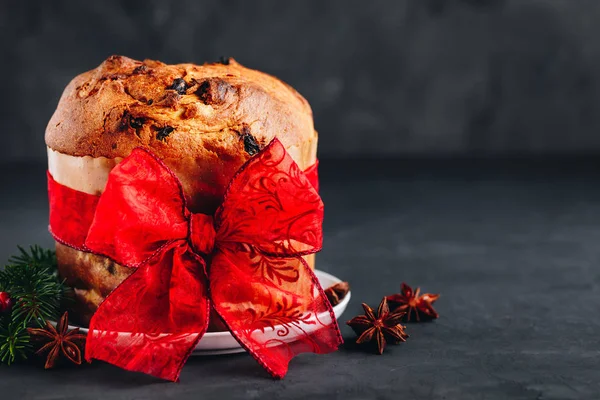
27,311,87,369
346,298,408,354
386,282,440,322
324,281,350,306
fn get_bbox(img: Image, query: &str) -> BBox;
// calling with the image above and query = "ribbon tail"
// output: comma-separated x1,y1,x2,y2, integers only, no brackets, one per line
209,247,343,378
86,242,210,382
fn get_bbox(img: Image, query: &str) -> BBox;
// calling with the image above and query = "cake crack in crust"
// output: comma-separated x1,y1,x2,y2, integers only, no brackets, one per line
46,55,319,327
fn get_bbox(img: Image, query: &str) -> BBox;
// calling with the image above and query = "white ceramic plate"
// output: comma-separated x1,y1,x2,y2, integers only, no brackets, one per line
69,269,350,356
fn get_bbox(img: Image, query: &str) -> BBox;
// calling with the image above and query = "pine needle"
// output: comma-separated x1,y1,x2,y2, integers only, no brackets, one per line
0,321,31,365
0,245,69,365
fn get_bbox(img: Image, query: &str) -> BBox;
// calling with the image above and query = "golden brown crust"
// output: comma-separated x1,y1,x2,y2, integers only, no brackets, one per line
45,55,314,162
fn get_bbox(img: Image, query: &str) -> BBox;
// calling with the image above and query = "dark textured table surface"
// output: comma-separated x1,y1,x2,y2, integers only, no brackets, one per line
1,159,599,400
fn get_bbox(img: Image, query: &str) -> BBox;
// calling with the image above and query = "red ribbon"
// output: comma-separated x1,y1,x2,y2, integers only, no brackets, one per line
47,139,341,381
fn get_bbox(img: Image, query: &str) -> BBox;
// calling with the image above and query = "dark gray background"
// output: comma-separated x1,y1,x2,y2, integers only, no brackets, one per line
3,0,600,162
3,2,600,397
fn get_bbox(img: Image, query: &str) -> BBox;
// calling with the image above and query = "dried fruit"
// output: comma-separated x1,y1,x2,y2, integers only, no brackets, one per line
195,78,234,105
129,116,144,129
240,125,260,156
155,126,174,141
168,78,187,95
132,65,149,75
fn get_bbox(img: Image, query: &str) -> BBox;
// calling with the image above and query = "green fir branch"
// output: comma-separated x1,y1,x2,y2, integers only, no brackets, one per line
0,245,71,365
8,245,57,273
2,263,64,327
0,321,31,365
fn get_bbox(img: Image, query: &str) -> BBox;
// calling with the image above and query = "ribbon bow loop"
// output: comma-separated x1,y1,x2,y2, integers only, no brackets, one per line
74,139,341,382
214,143,324,257
84,148,191,268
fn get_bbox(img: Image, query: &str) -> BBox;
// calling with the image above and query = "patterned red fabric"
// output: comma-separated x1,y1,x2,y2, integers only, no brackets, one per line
47,139,341,382
303,160,319,193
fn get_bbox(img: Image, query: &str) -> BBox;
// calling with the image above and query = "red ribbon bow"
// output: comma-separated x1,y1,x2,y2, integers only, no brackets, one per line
47,139,341,381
